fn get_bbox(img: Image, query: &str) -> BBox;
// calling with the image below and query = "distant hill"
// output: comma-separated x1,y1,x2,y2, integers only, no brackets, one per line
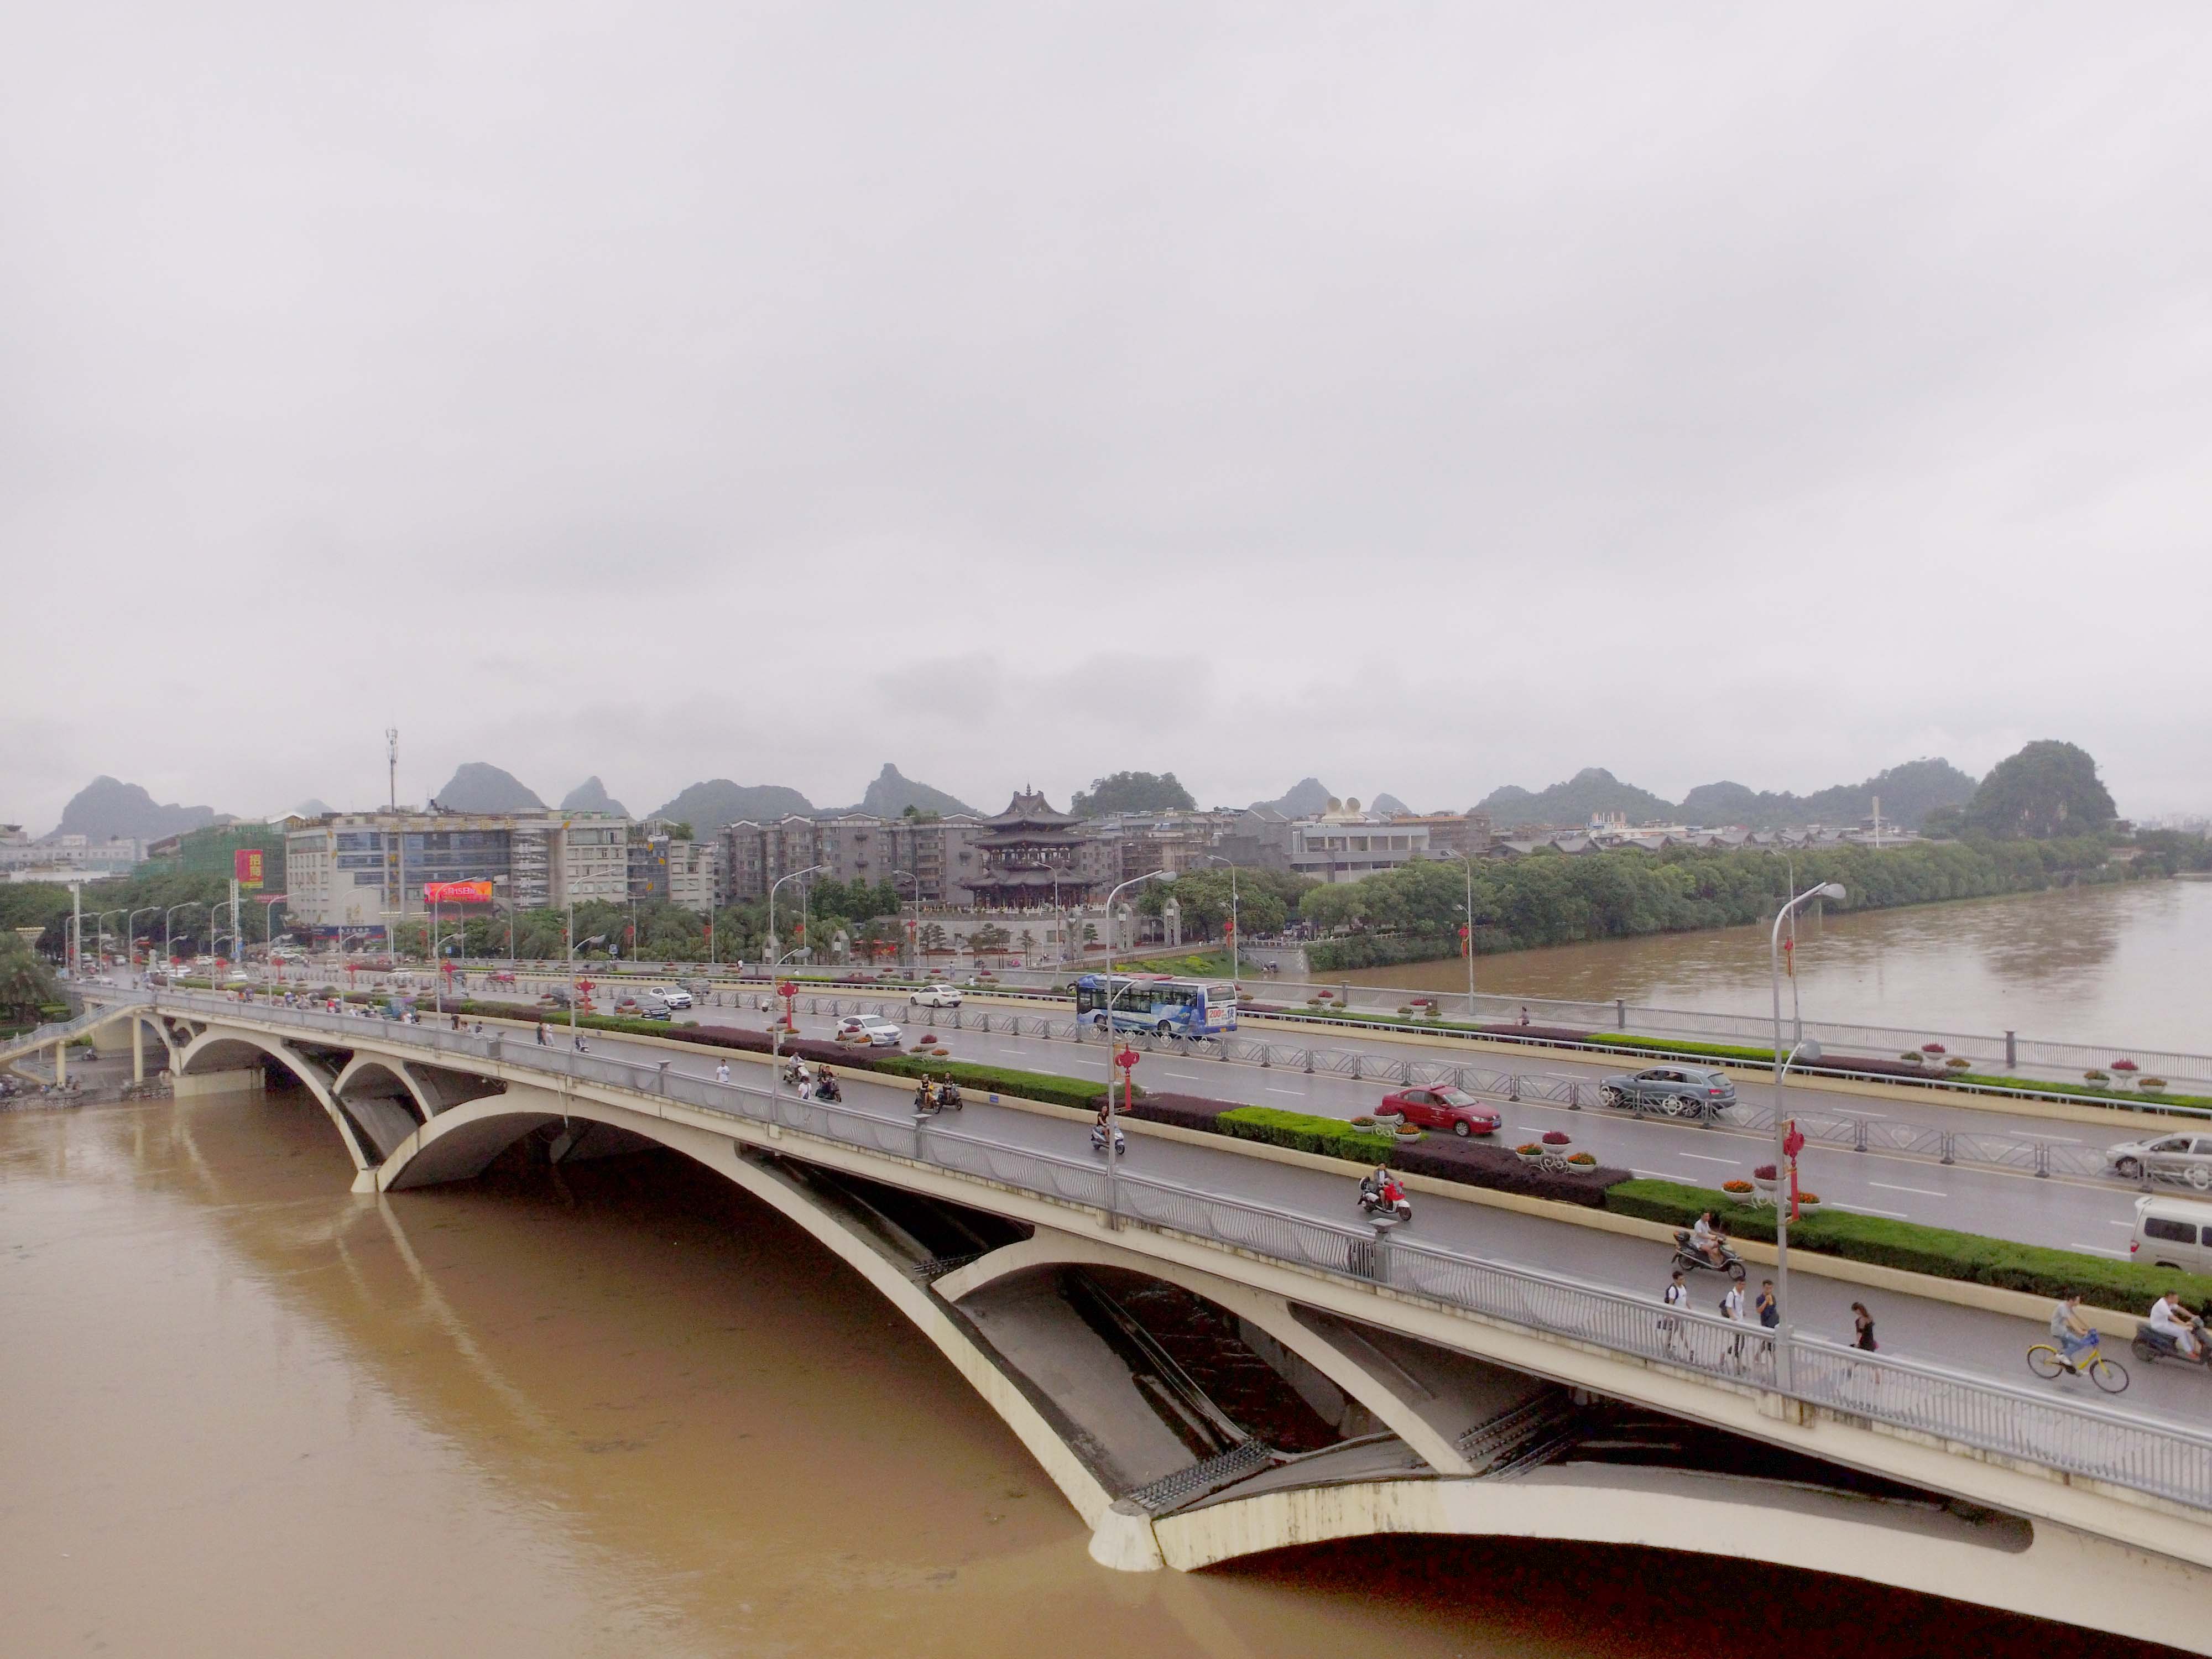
52,777,218,842
651,779,816,837
854,764,976,818
561,776,629,817
1250,778,1337,817
432,763,544,813
1484,758,1980,832
290,797,333,818
1479,769,1675,829
1071,771,1197,817
1371,792,1411,816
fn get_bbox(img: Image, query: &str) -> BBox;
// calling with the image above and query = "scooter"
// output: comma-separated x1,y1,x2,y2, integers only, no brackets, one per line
1357,1179,1411,1223
781,1059,810,1089
1672,1230,1749,1284
812,1076,842,1103
2132,1322,2212,1373
1091,1121,1126,1157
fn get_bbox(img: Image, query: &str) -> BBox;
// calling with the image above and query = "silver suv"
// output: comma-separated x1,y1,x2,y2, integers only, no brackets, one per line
1600,1065,1737,1120
2106,1133,2212,1191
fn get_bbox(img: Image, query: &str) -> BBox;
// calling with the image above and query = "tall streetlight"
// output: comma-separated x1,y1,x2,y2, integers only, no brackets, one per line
566,894,608,1042
1100,869,1173,1224
1770,878,1846,1390
90,907,127,970
768,864,826,1090
164,901,206,970
1463,858,1479,1018
126,906,161,973
1196,856,1240,985
889,870,918,974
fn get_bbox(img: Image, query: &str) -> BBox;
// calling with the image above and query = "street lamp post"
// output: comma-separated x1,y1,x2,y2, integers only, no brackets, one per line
566,895,607,1043
127,906,160,974
889,870,918,974
1197,856,1240,985
1770,878,1846,1389
768,864,827,1090
1100,869,1173,1224
1464,858,1477,1018
164,901,205,972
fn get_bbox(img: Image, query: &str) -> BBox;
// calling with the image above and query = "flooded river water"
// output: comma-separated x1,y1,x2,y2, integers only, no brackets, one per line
1339,880,2212,1053
0,1087,2167,1657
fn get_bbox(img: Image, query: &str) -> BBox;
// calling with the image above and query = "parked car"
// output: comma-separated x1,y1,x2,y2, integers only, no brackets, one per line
836,1013,903,1047
910,984,964,1009
535,989,573,1010
617,993,672,1020
2106,1133,2212,1191
649,984,693,1009
1600,1066,1736,1119
1376,1086,1501,1138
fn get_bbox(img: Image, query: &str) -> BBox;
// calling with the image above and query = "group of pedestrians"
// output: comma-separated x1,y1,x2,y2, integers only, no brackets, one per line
1661,1267,1877,1368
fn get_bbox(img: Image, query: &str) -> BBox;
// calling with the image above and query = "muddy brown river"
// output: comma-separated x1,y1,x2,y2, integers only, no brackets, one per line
0,1087,2166,1657
1338,880,2212,1052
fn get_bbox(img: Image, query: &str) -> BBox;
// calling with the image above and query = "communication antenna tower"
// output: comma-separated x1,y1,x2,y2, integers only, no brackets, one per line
387,727,399,811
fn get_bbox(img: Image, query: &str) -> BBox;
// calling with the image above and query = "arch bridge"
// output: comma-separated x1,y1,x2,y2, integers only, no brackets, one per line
50,992,2212,1652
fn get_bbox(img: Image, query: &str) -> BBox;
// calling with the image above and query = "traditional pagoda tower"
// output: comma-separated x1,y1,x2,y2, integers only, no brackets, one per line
970,790,1090,910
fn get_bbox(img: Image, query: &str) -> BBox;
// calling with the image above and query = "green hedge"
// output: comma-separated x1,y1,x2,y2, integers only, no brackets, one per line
869,1051,1129,1113
1218,1106,1399,1163
1583,1032,1777,1063
1606,1178,2212,1315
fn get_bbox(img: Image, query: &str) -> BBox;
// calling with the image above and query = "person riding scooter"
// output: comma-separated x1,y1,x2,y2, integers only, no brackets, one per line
1358,1165,1410,1222
781,1056,810,1089
1090,1105,1126,1157
812,1065,841,1103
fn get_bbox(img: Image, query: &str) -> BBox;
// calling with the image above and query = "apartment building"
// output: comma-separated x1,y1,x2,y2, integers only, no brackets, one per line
285,809,632,936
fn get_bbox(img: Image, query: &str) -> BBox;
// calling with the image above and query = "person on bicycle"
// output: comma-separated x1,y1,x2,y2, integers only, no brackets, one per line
2051,1294,2096,1370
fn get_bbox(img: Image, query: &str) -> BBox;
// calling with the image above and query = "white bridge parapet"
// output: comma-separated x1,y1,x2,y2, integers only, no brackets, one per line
143,990,2212,1653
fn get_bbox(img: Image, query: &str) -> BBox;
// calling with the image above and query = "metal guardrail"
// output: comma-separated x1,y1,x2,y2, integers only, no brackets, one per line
235,984,2173,1189
154,989,2212,1515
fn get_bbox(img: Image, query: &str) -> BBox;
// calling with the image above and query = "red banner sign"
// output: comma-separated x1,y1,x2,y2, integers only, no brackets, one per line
421,879,494,904
234,849,265,889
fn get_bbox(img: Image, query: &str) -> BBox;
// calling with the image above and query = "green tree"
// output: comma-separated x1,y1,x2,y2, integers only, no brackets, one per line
1070,771,1198,817
0,937,61,1024
1961,741,2117,839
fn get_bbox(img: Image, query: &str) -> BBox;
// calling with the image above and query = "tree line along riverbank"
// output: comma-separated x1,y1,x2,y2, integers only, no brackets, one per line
1300,832,2211,973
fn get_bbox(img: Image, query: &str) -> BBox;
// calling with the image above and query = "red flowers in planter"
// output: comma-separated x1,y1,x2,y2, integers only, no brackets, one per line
1754,1164,1778,1181
2111,1058,2139,1072
1920,1043,1947,1056
1541,1130,1571,1146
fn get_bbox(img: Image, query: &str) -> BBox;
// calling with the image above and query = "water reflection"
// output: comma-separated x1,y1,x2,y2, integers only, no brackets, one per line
0,1088,2170,1657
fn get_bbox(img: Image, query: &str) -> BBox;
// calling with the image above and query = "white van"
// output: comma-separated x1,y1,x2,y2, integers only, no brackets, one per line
2130,1194,2212,1276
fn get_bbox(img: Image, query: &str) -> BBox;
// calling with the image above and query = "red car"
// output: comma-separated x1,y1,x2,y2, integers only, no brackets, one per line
1379,1086,1501,1138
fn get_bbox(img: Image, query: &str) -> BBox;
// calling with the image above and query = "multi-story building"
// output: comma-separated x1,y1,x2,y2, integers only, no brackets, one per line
1,832,145,879
1389,810,1493,860
719,813,985,908
285,809,632,936
667,839,718,913
1286,808,1433,883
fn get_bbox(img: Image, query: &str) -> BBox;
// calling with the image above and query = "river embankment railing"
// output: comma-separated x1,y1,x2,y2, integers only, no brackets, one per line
149,988,2212,1516
181,980,2206,1186
254,953,2212,1088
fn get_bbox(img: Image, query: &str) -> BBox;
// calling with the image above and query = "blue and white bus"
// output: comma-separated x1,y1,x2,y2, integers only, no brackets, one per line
1073,974,1239,1039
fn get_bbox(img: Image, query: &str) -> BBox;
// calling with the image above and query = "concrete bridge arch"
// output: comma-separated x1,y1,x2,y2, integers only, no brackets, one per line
373,1089,1125,1538
173,1027,377,1175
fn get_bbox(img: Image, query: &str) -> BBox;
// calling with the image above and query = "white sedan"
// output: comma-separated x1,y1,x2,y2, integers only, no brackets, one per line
909,984,964,1009
649,984,695,1009
836,1013,904,1047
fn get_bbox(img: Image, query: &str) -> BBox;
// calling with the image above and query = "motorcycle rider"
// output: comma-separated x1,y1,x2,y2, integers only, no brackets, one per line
2150,1291,2204,1361
914,1075,937,1114
1689,1210,1729,1269
813,1065,840,1102
1360,1165,1408,1217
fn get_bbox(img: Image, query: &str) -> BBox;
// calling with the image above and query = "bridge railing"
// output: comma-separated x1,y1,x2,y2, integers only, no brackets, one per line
0,994,152,1066
156,991,2212,1514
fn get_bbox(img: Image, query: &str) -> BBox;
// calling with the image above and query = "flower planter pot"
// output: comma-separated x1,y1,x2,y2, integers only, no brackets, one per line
1514,1148,1545,1164
1751,1176,1778,1194
1394,1127,1423,1142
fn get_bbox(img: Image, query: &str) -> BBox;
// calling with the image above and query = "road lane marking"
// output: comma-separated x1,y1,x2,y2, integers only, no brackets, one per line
2110,1220,2136,1228
2069,1242,2132,1258
1869,1182,1948,1198
1161,1072,1206,1081
1677,1153,1738,1165
1827,1202,1910,1219
1265,1087,1305,1096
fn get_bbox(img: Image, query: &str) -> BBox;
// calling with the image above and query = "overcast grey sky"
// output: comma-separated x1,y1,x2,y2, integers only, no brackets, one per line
5,4,2208,831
